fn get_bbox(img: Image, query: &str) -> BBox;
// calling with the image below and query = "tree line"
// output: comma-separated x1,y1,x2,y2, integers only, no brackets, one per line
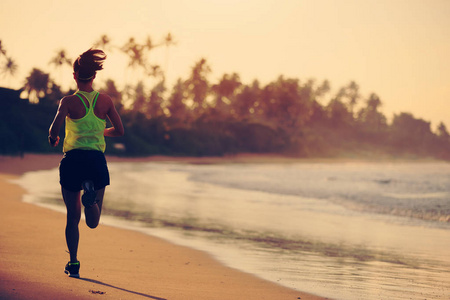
1,36,450,159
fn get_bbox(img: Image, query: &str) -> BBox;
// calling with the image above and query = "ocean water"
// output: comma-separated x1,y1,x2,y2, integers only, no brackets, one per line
17,161,450,300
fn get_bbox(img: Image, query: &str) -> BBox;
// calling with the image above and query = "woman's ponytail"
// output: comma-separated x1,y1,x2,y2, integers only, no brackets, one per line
73,49,106,81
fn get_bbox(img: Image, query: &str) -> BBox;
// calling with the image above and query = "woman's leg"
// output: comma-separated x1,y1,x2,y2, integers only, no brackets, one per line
84,188,105,229
62,188,81,263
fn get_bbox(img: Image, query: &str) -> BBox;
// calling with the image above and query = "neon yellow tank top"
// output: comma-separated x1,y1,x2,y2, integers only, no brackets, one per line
63,91,106,153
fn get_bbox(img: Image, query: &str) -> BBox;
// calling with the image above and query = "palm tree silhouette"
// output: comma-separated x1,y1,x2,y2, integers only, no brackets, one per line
148,65,164,79
49,49,72,89
167,78,188,121
366,93,382,112
346,81,360,116
94,34,113,51
1,57,19,86
0,40,7,57
121,37,146,71
163,33,176,77
120,37,147,87
0,40,17,87
144,35,158,52
212,73,241,111
185,58,211,114
143,35,163,77
437,122,450,139
24,68,51,103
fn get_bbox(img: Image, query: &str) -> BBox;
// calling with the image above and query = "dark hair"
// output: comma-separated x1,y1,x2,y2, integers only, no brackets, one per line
73,49,106,82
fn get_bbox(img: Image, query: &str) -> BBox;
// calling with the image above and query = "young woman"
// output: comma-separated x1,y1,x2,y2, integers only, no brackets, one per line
48,48,124,278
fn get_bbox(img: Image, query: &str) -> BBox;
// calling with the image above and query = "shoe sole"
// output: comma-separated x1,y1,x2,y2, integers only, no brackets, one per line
64,270,80,278
81,181,97,207
81,191,96,207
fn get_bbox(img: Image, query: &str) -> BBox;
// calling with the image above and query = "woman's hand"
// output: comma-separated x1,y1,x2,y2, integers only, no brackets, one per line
48,136,60,147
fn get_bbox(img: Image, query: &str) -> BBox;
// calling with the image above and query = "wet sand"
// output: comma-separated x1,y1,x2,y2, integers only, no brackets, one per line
0,154,327,300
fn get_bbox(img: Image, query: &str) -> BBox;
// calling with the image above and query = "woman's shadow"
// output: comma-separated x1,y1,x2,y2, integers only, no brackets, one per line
77,277,167,300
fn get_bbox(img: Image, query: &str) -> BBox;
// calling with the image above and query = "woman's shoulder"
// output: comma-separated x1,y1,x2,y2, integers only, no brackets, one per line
59,94,79,106
96,92,111,99
96,92,113,109
96,92,112,103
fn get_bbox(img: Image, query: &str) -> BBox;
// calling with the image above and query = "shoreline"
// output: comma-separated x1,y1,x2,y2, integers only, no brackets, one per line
0,154,326,300
1,152,445,176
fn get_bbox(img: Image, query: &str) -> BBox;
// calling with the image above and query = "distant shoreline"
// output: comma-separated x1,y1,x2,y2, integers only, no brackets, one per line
1,152,446,176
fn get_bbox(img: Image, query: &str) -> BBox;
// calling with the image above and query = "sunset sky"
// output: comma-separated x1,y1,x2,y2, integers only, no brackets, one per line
1,0,449,129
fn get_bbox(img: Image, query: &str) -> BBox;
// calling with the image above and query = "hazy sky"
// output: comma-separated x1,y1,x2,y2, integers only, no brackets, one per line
1,0,449,129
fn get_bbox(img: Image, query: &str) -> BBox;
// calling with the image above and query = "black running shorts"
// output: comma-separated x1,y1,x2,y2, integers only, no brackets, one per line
59,149,110,192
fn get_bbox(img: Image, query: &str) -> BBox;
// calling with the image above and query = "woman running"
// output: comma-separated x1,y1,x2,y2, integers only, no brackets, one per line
48,48,124,278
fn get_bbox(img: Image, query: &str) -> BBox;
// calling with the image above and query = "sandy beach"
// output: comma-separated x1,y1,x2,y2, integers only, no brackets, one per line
0,154,326,300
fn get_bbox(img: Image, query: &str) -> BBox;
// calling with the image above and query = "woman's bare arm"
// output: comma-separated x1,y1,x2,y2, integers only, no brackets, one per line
48,98,69,147
104,96,124,137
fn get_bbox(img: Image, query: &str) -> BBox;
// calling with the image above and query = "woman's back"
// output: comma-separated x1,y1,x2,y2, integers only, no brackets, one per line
65,92,111,120
63,91,112,153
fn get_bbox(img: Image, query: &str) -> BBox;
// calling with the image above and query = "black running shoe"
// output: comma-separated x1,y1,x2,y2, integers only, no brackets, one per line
81,180,97,208
64,261,80,278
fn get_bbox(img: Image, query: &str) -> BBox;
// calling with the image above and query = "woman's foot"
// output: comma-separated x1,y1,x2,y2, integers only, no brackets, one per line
81,181,97,207
64,261,80,278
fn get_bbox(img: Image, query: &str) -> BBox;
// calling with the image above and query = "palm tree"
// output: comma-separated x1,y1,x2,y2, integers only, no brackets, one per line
0,41,19,87
437,122,450,139
2,57,19,86
366,93,382,112
49,49,72,68
144,35,159,52
333,81,360,116
100,79,124,113
231,80,260,120
184,58,211,115
24,68,51,103
49,49,72,89
148,65,164,79
121,37,147,87
167,78,188,122
121,37,146,70
326,97,353,128
211,73,241,111
164,33,175,46
143,36,164,79
0,40,7,57
131,81,147,113
356,93,386,134
147,80,166,118
346,81,360,116
315,80,330,98
162,33,176,78
93,34,113,51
